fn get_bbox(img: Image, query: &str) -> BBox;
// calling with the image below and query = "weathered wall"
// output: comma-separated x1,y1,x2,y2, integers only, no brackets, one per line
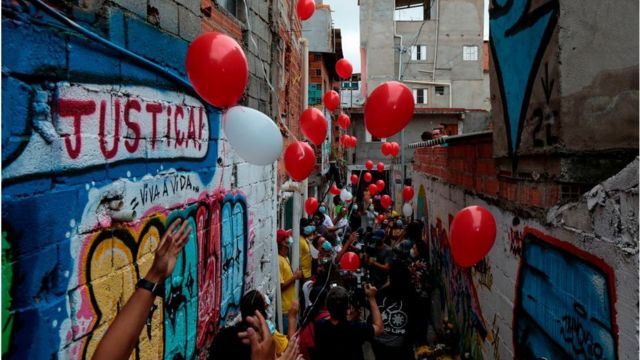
395,0,488,110
490,0,638,159
412,152,638,359
2,1,283,359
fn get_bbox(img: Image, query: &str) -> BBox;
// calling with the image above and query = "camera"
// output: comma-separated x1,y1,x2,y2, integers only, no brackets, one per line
339,268,369,309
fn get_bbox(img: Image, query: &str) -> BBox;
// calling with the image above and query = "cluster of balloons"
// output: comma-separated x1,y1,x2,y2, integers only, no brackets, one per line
365,160,384,172
381,142,400,157
363,172,372,183
450,206,497,267
340,134,357,148
187,33,287,167
186,22,360,185
401,186,415,217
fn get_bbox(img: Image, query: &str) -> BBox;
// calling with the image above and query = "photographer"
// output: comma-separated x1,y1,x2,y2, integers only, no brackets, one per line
365,230,393,289
311,285,383,360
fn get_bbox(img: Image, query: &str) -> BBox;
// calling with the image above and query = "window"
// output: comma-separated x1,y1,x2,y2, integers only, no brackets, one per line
435,86,445,95
394,5,424,21
315,69,322,76
365,130,385,143
411,45,427,61
308,84,322,105
413,88,427,104
463,46,479,61
217,0,236,16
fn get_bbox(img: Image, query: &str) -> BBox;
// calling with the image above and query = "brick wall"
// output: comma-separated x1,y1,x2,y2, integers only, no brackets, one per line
1,1,284,359
414,134,560,210
412,138,638,358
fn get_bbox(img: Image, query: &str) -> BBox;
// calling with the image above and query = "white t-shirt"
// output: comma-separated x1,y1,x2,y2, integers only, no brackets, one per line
323,214,334,228
302,280,314,307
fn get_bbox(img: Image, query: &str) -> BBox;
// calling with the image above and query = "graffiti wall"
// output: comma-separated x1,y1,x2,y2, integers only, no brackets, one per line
490,0,638,158
2,2,278,359
412,159,638,359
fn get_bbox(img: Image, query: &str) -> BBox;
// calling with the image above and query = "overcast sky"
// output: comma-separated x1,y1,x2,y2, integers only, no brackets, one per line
321,0,490,74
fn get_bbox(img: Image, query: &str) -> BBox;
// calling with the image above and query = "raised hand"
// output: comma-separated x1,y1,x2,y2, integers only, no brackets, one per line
146,219,191,282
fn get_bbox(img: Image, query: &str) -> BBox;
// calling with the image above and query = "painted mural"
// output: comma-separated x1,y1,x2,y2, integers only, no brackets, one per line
490,0,560,157
514,228,617,360
1,5,265,359
413,174,622,359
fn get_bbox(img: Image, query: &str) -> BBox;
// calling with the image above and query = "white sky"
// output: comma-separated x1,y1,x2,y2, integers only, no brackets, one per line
321,0,490,74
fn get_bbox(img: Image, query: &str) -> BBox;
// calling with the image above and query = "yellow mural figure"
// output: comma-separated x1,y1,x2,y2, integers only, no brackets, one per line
83,216,165,360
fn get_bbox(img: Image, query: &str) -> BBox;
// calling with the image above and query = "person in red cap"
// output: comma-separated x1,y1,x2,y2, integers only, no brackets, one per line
277,228,303,335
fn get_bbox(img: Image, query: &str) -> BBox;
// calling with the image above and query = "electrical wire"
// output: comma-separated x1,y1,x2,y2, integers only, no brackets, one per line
30,0,196,95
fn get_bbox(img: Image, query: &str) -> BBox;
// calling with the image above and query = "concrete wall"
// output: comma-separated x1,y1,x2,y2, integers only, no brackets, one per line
1,1,287,358
361,0,489,110
489,0,638,159
302,6,333,53
412,147,638,359
359,0,396,93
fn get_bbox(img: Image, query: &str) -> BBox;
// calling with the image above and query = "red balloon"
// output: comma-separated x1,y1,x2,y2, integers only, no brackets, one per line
283,141,316,181
390,142,400,157
335,58,353,79
300,108,327,145
340,134,349,147
323,90,340,111
305,197,319,215
337,113,351,129
186,32,248,109
363,172,372,183
339,251,360,271
330,184,341,195
296,0,315,20
376,180,385,192
381,142,392,156
365,160,374,171
368,183,378,195
349,136,357,148
377,162,385,172
450,206,497,268
377,214,385,223
364,81,415,138
351,174,359,185
402,186,415,202
380,194,392,209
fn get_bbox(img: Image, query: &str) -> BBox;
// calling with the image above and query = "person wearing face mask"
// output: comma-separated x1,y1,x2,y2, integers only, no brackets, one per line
366,204,377,229
317,203,334,228
277,229,303,335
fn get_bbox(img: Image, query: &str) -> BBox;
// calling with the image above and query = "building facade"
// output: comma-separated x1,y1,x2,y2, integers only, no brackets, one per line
1,0,304,358
353,0,490,204
410,0,639,357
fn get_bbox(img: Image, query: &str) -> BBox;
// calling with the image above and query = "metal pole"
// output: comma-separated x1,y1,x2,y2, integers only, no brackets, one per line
401,128,406,183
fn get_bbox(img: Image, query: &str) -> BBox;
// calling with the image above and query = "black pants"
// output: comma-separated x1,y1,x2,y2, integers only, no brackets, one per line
371,341,414,360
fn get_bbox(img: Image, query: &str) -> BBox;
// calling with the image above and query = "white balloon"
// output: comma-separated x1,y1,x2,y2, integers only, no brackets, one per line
340,189,353,202
224,106,283,165
402,202,413,217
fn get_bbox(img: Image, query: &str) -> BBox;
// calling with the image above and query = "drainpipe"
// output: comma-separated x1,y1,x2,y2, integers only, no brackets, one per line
432,0,440,82
301,38,309,107
273,163,283,332
394,17,405,198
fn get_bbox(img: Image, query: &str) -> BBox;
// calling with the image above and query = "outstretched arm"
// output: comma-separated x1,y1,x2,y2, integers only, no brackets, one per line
93,219,191,360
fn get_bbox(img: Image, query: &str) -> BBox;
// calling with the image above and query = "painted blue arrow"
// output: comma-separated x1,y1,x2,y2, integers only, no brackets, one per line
490,0,558,154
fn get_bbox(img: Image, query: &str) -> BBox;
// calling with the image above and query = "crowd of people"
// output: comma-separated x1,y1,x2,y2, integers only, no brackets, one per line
92,189,437,360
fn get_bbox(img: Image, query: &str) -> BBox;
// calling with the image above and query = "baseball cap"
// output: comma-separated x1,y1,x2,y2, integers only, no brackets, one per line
371,229,385,241
277,229,292,245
